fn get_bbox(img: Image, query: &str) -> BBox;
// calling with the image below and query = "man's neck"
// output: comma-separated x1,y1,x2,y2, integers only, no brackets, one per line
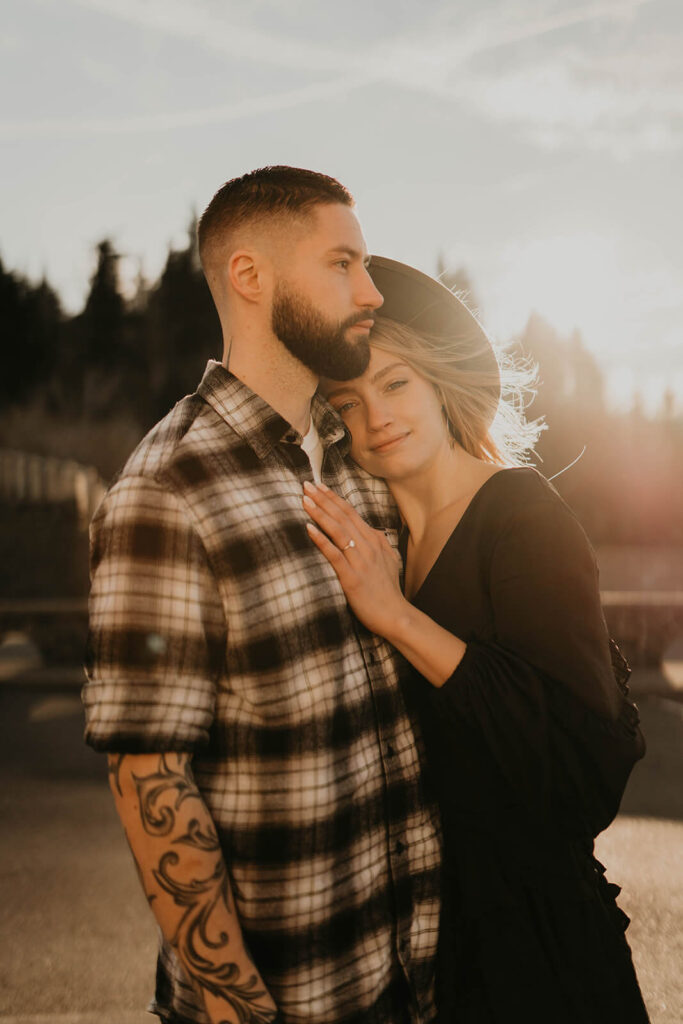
223,333,317,435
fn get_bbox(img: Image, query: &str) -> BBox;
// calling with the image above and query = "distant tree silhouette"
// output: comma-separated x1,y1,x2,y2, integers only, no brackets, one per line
87,240,138,417
436,254,483,317
0,257,61,407
83,240,125,349
659,388,675,422
569,328,605,415
509,314,607,481
144,218,221,423
55,240,149,420
506,311,683,543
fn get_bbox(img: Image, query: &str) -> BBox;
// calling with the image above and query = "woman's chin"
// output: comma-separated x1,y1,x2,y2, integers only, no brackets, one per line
351,455,378,477
352,452,406,483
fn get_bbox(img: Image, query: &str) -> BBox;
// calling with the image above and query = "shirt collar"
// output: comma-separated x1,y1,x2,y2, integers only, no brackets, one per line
197,360,350,460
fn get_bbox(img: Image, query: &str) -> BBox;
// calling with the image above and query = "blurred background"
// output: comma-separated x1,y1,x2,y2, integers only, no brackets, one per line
1,1,681,1022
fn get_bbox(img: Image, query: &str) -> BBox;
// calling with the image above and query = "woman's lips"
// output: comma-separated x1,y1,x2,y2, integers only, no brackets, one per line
370,433,408,454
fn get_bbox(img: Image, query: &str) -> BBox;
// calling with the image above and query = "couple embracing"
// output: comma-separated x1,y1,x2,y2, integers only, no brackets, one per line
82,165,649,1024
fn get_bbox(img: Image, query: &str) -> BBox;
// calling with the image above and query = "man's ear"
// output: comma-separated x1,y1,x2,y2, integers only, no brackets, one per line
228,249,264,303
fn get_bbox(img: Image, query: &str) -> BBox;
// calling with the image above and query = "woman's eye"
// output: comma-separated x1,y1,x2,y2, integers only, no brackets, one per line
336,400,356,414
386,379,408,392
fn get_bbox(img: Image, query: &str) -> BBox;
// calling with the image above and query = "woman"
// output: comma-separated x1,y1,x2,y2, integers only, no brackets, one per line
302,257,649,1023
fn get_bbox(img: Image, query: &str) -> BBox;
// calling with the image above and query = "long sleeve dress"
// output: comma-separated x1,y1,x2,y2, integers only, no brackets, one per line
400,467,649,1024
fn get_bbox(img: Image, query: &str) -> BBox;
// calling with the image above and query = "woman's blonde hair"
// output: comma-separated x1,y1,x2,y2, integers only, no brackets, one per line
369,315,543,466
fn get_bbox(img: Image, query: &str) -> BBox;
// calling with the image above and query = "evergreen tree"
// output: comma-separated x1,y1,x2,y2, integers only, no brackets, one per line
82,240,126,363
435,255,482,316
144,218,221,423
0,257,62,407
568,329,605,416
58,239,147,419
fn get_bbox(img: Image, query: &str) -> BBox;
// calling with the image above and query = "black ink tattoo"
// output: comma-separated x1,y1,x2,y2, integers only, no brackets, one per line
132,753,196,837
173,817,221,853
131,754,277,1024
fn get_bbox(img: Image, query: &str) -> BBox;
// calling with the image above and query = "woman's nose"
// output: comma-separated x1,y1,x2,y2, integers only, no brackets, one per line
365,400,393,431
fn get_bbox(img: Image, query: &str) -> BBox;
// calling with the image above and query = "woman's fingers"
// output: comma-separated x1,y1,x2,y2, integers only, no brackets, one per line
306,523,355,579
302,481,372,539
301,483,400,574
303,492,359,552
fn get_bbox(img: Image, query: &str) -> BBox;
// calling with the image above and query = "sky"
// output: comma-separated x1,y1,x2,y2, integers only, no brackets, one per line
2,0,682,411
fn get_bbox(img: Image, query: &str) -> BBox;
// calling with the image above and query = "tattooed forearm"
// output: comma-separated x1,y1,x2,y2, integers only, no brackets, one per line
122,824,157,906
107,752,279,1024
132,753,196,837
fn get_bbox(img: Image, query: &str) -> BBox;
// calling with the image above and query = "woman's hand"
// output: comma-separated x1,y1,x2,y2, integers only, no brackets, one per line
302,480,467,685
302,480,409,638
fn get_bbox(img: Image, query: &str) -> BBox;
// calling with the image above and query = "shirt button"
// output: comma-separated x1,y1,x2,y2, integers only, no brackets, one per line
367,651,377,664
386,744,396,757
395,839,406,854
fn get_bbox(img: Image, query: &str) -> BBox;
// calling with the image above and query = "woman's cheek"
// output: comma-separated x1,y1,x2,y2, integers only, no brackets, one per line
350,436,370,471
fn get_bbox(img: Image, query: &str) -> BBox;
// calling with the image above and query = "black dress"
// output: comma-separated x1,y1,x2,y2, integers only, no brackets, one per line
401,467,649,1023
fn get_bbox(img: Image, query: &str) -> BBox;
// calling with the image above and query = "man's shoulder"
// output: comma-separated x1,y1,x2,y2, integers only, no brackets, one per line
118,388,242,490
90,391,217,524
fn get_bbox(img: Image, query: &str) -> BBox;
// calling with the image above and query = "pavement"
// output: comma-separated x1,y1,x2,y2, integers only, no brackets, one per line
1,637,682,1024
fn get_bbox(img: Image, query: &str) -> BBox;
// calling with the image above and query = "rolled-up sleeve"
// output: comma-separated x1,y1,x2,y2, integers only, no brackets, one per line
82,474,226,753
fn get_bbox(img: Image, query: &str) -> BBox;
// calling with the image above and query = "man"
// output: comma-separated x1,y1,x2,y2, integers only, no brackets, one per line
82,166,441,1024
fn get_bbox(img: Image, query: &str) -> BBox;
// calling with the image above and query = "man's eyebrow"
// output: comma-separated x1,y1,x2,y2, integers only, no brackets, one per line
326,246,371,267
326,363,408,401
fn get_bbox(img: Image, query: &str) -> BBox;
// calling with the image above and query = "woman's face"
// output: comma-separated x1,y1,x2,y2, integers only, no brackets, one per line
321,345,451,481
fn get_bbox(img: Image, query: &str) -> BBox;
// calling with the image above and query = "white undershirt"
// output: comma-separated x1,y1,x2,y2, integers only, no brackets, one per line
300,418,324,483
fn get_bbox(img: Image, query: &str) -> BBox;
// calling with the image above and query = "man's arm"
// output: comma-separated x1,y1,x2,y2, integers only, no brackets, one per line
108,751,279,1024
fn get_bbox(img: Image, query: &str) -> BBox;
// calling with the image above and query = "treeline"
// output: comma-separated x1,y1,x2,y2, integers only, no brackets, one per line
1,230,681,544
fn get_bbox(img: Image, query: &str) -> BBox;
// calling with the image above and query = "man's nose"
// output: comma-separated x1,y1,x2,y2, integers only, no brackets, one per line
355,267,384,311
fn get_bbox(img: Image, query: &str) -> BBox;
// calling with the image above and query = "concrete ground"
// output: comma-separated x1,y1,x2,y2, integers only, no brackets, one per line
0,638,681,1024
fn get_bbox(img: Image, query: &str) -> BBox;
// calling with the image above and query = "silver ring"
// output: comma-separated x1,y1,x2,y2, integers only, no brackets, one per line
342,539,356,551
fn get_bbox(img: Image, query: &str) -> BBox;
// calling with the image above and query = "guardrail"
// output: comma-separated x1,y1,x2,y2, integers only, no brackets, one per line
0,448,106,528
0,592,681,675
602,591,683,670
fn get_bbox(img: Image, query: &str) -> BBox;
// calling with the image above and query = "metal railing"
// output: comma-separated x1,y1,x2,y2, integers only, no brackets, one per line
0,448,106,528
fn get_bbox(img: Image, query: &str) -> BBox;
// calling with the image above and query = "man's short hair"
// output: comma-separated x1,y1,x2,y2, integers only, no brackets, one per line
197,165,354,268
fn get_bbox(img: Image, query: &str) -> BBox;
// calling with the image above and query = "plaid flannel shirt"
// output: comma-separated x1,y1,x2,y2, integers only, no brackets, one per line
83,361,441,1024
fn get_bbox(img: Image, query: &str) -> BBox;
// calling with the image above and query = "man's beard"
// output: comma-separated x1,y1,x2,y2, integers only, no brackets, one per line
271,280,373,380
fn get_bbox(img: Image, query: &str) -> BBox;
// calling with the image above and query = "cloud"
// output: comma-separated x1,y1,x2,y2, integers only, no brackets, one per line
63,0,365,74
454,54,683,156
7,0,680,156
395,0,683,157
0,75,369,140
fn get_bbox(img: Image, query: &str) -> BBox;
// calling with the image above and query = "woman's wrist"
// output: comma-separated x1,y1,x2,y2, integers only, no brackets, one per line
381,600,467,687
381,598,419,647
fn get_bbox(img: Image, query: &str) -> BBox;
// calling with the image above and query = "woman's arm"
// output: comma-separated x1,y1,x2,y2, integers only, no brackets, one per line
303,481,466,686
382,601,467,687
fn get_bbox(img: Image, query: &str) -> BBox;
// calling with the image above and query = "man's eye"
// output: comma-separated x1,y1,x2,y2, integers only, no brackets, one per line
336,260,349,270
